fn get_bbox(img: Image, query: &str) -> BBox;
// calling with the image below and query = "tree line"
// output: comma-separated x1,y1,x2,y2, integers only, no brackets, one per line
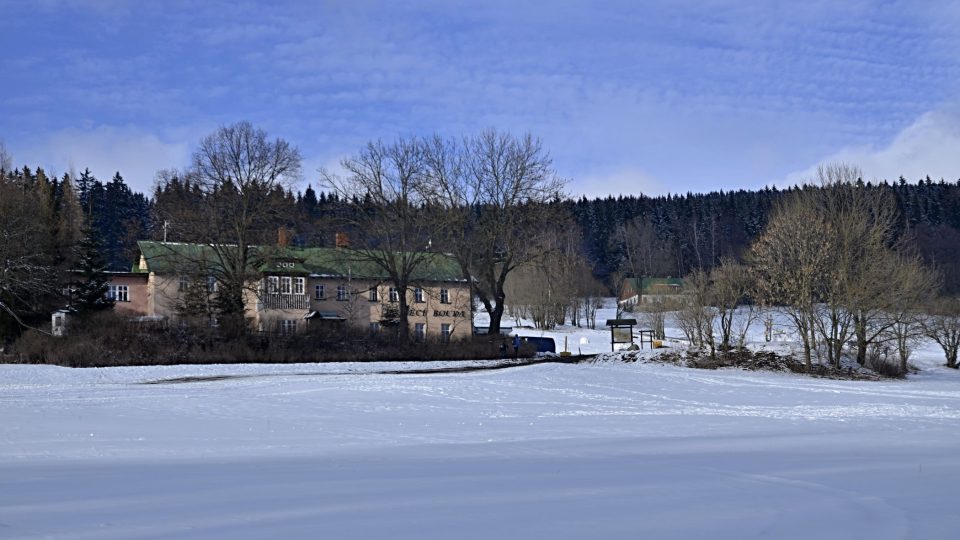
566,175,960,293
631,164,960,374
3,130,960,365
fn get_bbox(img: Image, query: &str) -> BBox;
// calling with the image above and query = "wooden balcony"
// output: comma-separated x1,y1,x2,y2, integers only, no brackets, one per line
260,293,310,311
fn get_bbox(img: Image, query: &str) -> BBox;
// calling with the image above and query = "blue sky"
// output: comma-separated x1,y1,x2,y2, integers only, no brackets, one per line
2,0,959,197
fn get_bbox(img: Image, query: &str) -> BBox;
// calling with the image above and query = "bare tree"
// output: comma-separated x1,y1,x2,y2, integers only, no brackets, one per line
580,272,607,330
751,189,831,367
322,137,434,342
675,269,717,358
711,257,755,350
637,299,672,341
881,256,940,372
921,297,960,369
752,163,936,370
421,130,565,334
808,165,901,367
615,215,675,279
167,122,302,329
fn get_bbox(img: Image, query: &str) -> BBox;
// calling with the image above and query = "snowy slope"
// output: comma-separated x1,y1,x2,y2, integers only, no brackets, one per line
2,358,960,539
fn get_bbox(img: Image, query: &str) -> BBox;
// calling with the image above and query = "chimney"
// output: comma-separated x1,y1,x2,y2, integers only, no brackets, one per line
278,227,291,248
335,232,349,249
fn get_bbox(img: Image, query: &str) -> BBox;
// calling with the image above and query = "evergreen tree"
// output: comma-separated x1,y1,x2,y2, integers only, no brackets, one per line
71,223,114,314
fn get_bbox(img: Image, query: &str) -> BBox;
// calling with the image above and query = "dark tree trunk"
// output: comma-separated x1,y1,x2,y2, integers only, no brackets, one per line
854,313,868,366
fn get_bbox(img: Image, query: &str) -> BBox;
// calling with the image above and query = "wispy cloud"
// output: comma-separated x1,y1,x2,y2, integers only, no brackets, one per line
2,1,959,196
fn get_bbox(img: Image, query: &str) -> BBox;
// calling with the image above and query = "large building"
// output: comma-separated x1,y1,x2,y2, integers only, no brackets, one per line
114,241,473,341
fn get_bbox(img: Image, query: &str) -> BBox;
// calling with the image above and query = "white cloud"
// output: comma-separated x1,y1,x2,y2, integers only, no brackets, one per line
783,106,960,186
573,167,667,199
16,125,193,194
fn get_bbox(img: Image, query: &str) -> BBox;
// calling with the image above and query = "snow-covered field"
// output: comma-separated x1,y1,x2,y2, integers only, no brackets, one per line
3,303,960,539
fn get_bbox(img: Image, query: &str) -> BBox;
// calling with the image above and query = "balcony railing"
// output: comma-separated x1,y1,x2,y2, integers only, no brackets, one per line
260,293,311,311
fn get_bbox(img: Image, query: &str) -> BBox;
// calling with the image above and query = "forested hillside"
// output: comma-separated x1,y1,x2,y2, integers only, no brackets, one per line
565,178,960,292
3,161,960,341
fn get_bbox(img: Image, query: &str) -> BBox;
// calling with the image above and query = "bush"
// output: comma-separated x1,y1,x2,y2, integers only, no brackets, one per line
11,315,524,367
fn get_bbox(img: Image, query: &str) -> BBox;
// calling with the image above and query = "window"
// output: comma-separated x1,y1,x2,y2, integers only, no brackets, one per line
280,276,292,294
369,288,379,302
268,276,279,294
178,275,189,292
389,287,399,302
414,323,425,342
107,285,129,302
279,319,297,334
314,284,325,300
440,323,451,343
293,277,305,295
206,276,217,293
337,285,348,301
440,288,450,304
369,322,381,333
414,288,424,303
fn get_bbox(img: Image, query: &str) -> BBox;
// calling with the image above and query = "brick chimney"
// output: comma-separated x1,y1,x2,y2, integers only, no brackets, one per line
278,227,291,248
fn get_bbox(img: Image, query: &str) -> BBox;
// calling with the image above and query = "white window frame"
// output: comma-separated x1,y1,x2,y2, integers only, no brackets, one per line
414,322,425,342
280,276,292,295
206,276,217,293
440,288,450,304
268,276,279,294
414,287,424,303
440,323,451,343
389,287,399,302
314,284,325,300
178,275,189,292
279,319,297,334
107,284,129,302
293,277,305,295
337,285,348,301
369,288,379,302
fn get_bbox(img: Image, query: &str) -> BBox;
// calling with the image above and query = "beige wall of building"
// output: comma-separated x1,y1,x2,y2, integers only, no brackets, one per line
303,278,472,339
140,271,472,339
106,274,149,316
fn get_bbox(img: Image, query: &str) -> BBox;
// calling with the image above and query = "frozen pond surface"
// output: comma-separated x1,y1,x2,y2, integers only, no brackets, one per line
2,358,959,539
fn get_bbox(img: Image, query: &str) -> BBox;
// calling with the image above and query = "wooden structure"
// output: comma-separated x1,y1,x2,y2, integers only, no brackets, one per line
605,318,637,352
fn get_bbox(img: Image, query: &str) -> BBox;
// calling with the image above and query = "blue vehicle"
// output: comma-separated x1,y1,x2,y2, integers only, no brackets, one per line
520,336,556,354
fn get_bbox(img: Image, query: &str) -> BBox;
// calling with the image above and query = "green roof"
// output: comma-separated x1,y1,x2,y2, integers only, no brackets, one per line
137,241,465,282
640,277,684,293
624,276,685,295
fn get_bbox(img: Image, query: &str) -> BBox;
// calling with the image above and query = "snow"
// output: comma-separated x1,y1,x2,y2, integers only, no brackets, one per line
2,302,960,538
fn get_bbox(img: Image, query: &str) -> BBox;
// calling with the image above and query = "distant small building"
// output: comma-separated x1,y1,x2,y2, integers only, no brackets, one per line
51,308,74,337
618,277,685,308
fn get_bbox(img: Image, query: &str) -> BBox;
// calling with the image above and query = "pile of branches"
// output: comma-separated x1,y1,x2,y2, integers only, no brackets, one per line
609,347,890,380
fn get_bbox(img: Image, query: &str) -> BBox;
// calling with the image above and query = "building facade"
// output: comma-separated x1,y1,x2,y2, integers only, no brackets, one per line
131,241,473,341
618,277,685,308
